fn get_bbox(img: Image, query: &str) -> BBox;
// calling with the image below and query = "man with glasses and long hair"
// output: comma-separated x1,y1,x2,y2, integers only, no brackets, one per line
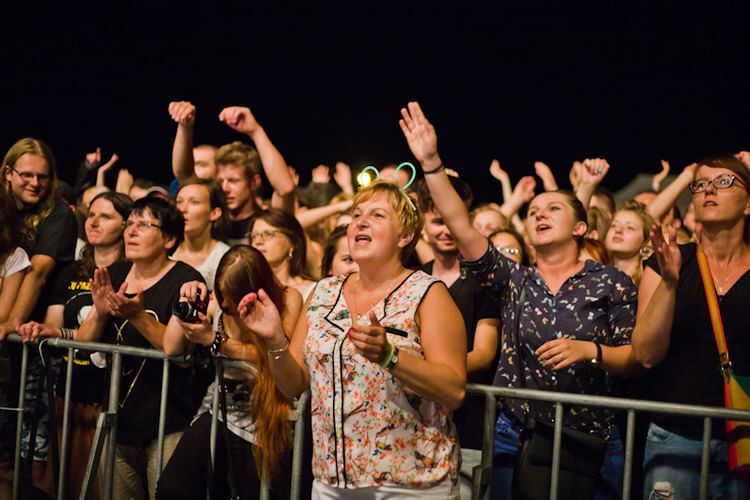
0,137,78,494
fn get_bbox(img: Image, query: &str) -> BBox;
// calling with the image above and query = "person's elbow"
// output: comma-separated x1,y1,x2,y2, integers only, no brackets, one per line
444,383,466,411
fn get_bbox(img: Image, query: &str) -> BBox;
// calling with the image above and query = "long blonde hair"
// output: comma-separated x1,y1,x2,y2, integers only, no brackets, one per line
1,138,58,232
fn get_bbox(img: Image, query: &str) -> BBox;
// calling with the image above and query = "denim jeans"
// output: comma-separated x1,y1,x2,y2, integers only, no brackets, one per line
642,422,749,500
491,410,624,500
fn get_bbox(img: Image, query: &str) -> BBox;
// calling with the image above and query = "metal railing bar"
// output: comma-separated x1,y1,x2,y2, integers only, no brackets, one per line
550,402,563,500
289,391,310,500
155,358,170,478
699,417,711,500
622,409,635,500
11,342,28,500
102,352,121,500
58,346,75,500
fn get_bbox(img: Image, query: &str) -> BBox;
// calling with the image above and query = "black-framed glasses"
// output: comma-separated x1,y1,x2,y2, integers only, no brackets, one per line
639,246,654,259
10,166,50,183
125,220,163,231
248,229,282,243
689,174,747,194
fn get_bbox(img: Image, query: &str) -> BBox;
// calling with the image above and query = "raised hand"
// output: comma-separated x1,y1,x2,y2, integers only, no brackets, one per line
653,160,671,192
536,337,597,370
238,289,285,345
116,169,133,195
86,147,101,166
168,101,196,126
399,101,439,166
219,106,260,136
96,153,119,187
349,311,391,366
569,161,583,189
534,161,558,191
735,151,750,168
649,224,681,288
107,282,144,320
311,164,331,184
333,162,353,194
511,176,537,205
580,158,610,188
90,268,116,317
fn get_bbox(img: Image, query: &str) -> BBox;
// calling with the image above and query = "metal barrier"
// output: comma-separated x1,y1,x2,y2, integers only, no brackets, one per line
465,384,750,500
1,334,310,500
3,333,750,500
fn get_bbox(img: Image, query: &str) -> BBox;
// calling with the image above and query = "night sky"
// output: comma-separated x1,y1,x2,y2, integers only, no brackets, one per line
2,4,748,204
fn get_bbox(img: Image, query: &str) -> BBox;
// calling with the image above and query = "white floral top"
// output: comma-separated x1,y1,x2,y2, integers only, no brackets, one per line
304,271,460,489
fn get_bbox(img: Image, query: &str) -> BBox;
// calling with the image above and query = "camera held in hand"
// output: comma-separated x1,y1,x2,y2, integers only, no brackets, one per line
173,293,208,324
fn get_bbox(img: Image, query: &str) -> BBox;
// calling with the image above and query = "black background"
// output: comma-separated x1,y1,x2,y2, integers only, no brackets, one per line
2,3,748,203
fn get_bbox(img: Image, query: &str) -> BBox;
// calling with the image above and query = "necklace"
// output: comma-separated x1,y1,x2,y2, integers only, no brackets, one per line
713,266,740,295
353,271,404,321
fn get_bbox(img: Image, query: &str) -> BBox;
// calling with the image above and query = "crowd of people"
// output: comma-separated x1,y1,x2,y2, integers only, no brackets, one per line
0,99,748,499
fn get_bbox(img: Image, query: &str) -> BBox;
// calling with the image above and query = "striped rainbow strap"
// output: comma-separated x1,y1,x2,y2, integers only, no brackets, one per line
695,244,732,377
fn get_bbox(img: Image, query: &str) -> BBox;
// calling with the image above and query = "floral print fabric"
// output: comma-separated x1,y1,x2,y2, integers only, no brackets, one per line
462,241,638,433
304,271,460,489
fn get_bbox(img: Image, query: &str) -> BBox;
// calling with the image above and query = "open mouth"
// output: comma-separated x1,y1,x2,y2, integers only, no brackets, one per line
536,224,551,233
703,201,718,207
354,234,372,244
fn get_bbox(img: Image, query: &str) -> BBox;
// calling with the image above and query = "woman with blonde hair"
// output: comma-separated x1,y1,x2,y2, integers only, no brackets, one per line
241,180,466,498
605,200,656,286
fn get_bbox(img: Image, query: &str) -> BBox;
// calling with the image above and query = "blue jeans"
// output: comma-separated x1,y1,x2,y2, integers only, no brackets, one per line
491,411,624,500
642,422,749,500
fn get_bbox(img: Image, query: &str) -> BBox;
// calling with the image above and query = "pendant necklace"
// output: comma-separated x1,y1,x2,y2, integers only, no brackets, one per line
354,271,404,321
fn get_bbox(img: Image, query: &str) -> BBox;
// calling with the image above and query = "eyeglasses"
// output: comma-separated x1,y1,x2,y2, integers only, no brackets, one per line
496,246,521,256
639,246,654,259
125,220,163,232
248,229,282,243
10,166,50,183
688,174,747,194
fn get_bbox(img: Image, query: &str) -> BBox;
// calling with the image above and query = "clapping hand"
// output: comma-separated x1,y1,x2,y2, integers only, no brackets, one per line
238,289,285,346
649,224,681,288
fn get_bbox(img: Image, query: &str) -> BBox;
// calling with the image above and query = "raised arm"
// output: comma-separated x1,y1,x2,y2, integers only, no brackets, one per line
534,161,559,191
219,106,296,213
631,225,681,369
399,101,487,261
489,159,513,202
646,163,696,223
576,158,610,210
169,101,197,184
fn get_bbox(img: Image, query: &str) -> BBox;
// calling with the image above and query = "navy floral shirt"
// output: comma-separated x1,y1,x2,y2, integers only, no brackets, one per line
462,241,638,433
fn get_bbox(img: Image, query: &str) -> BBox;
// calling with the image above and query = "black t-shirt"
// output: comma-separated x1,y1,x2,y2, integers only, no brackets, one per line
644,243,750,439
227,217,252,246
419,260,501,449
104,260,206,445
49,262,106,404
19,200,77,321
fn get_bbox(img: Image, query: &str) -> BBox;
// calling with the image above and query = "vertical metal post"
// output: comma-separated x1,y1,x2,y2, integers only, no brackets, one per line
11,342,28,500
155,359,170,477
290,391,310,500
622,409,635,500
699,417,711,500
209,369,220,467
102,352,122,500
473,390,496,500
550,403,564,500
57,347,75,500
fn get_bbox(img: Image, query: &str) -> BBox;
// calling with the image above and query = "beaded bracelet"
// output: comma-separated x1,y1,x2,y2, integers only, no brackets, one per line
423,163,445,175
209,329,227,355
60,328,74,340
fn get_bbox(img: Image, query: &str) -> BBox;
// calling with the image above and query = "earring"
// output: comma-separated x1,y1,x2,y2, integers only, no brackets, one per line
288,249,293,258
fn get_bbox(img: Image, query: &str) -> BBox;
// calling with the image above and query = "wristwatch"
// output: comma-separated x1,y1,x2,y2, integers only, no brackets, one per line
590,341,602,367
384,346,400,370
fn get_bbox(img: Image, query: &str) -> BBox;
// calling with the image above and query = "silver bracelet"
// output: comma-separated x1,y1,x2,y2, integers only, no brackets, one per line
267,339,290,360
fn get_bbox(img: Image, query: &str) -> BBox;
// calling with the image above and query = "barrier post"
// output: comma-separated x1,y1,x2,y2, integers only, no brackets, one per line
11,342,28,500
699,417,712,500
155,358,170,477
102,352,122,500
57,347,75,500
622,409,635,500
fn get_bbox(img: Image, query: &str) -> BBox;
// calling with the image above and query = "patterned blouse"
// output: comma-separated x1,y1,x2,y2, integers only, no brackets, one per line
462,241,638,433
304,271,460,489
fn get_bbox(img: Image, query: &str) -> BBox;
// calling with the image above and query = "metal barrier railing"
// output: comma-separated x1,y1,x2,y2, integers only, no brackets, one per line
1,334,309,500
3,333,750,500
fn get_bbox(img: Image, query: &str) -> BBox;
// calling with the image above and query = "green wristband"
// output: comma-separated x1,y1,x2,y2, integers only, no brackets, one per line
379,342,395,369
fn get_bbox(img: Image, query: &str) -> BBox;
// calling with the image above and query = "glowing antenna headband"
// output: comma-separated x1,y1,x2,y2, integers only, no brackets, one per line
361,162,417,191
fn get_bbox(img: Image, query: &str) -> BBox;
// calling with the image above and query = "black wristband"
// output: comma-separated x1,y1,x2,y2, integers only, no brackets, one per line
209,329,225,355
423,163,445,175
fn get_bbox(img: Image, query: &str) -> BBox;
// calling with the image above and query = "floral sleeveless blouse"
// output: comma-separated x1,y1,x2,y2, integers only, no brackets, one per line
304,271,460,489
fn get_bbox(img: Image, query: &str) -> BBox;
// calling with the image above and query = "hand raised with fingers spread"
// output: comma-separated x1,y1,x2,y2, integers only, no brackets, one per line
334,162,353,194
536,337,596,371
219,106,260,136
399,101,440,167
349,311,391,366
650,224,681,288
107,282,144,320
168,101,196,126
90,268,116,317
311,164,331,184
238,289,285,345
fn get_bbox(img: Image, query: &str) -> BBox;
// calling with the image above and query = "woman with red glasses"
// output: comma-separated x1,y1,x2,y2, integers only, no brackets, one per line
633,157,750,498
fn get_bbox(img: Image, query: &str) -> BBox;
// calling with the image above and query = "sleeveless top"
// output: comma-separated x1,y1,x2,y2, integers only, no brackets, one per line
304,270,460,489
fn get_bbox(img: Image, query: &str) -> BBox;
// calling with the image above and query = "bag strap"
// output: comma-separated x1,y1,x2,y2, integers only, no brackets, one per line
695,244,733,380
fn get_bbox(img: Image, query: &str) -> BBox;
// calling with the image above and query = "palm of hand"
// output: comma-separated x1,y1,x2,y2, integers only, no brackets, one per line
405,124,437,163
